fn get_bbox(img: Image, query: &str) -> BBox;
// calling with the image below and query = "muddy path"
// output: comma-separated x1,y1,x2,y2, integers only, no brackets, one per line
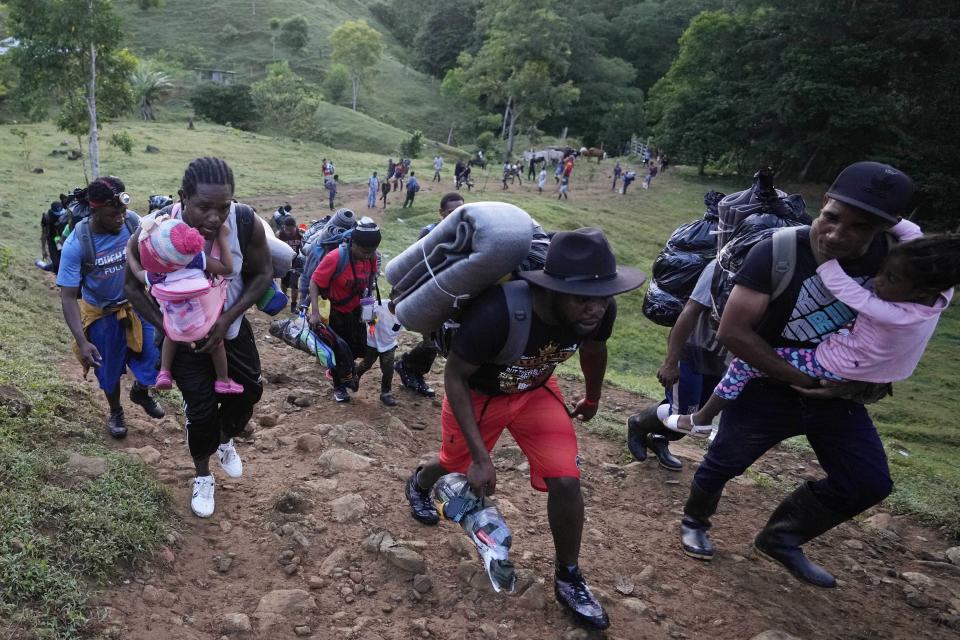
79,303,960,640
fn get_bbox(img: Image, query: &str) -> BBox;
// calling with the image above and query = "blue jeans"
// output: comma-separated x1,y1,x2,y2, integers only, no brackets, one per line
694,379,893,517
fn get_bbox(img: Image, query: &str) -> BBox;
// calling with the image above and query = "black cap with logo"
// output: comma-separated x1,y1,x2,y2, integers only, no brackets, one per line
825,161,915,223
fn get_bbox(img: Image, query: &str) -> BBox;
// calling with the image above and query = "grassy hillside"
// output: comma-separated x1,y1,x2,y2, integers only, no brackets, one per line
116,0,461,141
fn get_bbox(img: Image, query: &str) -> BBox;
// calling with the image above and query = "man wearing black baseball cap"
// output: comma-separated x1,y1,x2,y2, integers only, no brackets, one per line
404,227,645,630
678,161,914,588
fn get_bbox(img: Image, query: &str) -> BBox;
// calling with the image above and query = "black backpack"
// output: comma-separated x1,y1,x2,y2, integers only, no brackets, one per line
434,279,534,365
710,170,811,323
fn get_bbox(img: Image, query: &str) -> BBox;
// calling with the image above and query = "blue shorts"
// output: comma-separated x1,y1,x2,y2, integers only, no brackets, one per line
86,312,160,391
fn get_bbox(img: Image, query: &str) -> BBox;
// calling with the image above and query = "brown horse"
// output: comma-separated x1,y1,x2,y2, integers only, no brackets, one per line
580,147,605,163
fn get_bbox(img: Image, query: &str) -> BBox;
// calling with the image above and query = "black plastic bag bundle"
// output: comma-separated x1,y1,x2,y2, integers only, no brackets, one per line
711,171,811,323
642,281,686,326
641,191,724,327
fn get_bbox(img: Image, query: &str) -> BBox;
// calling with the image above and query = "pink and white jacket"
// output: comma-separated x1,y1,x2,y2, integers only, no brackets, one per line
815,219,953,382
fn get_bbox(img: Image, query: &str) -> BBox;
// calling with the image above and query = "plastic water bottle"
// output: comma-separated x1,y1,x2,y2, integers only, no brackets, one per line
432,473,517,593
360,296,375,324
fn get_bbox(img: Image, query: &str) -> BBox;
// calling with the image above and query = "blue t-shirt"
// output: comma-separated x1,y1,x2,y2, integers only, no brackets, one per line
56,213,140,308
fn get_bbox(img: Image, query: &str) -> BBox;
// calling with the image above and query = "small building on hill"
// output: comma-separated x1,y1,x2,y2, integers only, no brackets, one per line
194,68,237,85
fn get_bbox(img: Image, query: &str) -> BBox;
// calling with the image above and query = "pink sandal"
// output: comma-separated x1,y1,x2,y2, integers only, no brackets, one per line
155,370,173,390
214,379,244,394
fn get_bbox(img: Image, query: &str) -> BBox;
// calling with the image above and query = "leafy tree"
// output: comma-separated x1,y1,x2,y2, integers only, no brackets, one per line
369,0,431,48
614,0,726,93
7,0,143,178
476,131,497,155
451,0,579,158
281,15,309,54
190,83,259,130
412,0,479,78
131,60,171,120
646,10,749,175
329,19,384,111
323,63,350,104
250,61,318,138
399,129,424,158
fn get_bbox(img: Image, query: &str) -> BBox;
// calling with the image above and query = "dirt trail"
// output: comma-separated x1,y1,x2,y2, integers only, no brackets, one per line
84,305,960,640
83,171,960,639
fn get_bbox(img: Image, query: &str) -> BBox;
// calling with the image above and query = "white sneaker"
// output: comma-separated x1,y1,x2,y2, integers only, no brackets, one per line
217,439,243,478
191,475,215,518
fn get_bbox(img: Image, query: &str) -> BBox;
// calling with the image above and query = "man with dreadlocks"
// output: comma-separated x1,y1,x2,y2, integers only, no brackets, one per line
125,157,273,518
57,176,165,439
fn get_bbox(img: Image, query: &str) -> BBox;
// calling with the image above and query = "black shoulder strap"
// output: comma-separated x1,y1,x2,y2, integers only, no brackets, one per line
493,280,534,364
123,211,139,236
233,203,255,256
77,218,95,279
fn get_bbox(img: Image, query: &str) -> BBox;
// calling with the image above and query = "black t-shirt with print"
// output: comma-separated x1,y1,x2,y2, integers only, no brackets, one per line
452,285,617,396
733,227,889,348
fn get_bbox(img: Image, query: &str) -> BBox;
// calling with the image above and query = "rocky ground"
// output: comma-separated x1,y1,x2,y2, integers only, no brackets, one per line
55,179,960,639
73,309,960,640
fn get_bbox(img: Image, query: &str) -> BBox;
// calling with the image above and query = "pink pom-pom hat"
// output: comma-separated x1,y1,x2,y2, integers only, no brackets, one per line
139,216,205,273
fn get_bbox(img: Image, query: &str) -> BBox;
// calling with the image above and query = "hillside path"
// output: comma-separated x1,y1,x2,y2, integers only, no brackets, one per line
86,309,960,640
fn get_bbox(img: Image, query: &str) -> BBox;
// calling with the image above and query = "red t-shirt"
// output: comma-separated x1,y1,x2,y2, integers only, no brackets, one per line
310,248,377,312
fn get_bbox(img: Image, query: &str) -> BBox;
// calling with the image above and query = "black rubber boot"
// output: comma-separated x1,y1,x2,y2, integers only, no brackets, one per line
648,434,682,471
129,382,165,419
680,481,723,561
626,406,660,462
753,482,846,588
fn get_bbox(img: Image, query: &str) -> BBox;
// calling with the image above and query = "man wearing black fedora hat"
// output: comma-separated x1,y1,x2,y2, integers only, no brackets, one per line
404,227,645,630
678,161,915,589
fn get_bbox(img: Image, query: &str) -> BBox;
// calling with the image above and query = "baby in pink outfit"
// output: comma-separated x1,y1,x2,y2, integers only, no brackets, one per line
136,214,242,395
668,219,959,436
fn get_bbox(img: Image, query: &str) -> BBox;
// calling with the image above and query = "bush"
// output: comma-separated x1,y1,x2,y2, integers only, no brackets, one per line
476,131,496,154
282,15,310,52
219,23,239,41
190,83,259,130
251,61,321,139
399,129,424,159
323,64,350,104
109,131,135,155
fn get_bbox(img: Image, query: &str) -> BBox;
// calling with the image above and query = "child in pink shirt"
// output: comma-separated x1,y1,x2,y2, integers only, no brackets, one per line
666,219,959,437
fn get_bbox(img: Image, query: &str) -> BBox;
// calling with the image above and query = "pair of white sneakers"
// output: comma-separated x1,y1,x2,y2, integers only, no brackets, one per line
191,439,243,518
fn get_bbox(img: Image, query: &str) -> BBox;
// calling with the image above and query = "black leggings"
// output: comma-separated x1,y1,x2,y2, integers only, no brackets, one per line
356,346,396,392
172,317,263,459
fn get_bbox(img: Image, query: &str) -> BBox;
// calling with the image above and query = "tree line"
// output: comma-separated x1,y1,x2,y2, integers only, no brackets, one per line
377,0,959,226
1,0,957,224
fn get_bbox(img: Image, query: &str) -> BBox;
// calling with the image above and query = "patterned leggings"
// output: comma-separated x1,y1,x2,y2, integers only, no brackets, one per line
714,348,845,401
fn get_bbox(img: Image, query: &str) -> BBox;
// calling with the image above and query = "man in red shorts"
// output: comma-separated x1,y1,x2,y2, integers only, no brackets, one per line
403,228,644,630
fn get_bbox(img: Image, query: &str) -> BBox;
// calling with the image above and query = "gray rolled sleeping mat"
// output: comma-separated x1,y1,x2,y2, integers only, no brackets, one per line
386,201,533,334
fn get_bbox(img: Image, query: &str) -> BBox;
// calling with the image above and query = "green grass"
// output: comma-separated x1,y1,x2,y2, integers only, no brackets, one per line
0,224,169,635
115,0,462,142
